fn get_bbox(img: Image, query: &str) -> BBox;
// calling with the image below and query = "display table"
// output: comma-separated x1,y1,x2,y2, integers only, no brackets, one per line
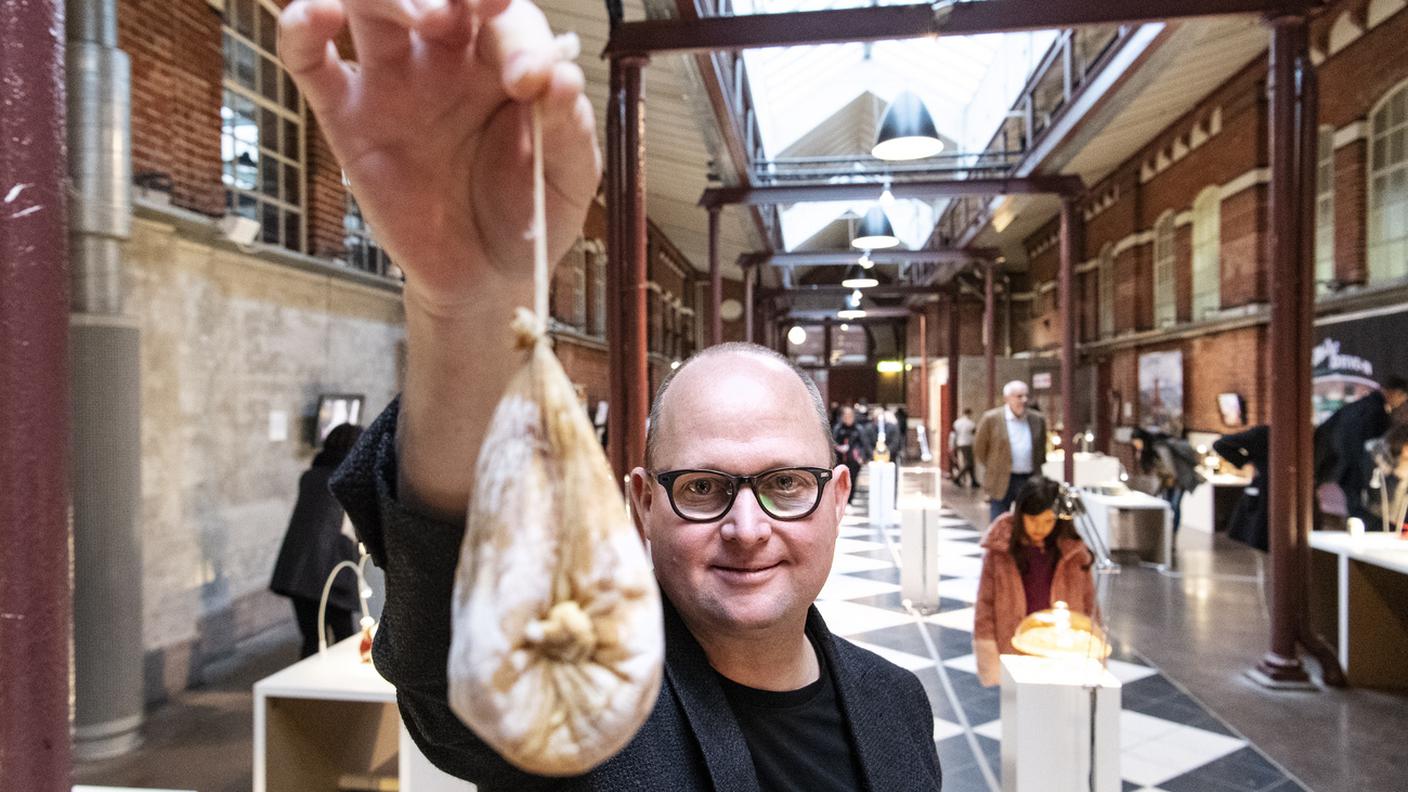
900,502,942,611
1078,489,1172,567
1180,474,1252,534
253,637,475,792
866,461,898,527
999,656,1121,792
1041,452,1123,487
1308,531,1408,689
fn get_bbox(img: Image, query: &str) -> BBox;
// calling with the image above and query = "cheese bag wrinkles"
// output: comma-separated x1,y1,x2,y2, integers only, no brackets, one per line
445,101,663,777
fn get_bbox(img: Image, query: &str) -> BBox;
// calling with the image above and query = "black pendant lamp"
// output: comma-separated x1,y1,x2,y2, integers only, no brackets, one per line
851,206,899,250
872,91,944,161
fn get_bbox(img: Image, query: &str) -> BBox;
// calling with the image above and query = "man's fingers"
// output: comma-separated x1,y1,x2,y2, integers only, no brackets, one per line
476,0,560,102
343,0,419,66
278,0,352,113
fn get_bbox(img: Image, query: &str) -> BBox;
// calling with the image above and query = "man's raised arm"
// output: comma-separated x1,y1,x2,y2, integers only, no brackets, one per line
279,0,602,522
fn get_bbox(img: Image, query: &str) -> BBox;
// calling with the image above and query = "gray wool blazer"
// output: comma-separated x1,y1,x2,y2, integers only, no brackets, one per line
331,400,943,791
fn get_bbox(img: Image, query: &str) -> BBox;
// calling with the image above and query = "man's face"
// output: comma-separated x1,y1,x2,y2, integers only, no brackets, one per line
841,407,854,426
1005,384,1030,416
630,354,850,640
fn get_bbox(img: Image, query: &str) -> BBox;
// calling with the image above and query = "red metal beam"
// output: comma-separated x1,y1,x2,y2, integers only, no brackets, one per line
752,248,995,267
607,0,1314,56
703,176,1084,208
945,282,961,477
709,206,723,345
985,262,997,409
0,0,73,787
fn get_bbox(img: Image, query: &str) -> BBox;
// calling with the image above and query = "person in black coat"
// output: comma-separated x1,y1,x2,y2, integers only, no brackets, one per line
833,406,871,504
1313,384,1402,523
271,423,364,658
1214,426,1269,551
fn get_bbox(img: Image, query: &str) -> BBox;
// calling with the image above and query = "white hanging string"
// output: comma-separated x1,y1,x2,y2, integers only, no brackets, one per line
533,102,548,325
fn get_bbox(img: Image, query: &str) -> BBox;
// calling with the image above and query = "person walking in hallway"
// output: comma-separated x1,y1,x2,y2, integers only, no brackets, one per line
974,381,1047,523
950,408,977,489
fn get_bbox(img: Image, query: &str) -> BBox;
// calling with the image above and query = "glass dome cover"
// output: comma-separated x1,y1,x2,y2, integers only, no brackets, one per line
1010,600,1111,661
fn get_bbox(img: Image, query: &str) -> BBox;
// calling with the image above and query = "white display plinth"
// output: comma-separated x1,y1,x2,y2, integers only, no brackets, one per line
1078,489,1172,567
1180,474,1252,534
253,636,475,792
1041,453,1123,487
867,461,898,527
1000,656,1121,792
900,503,942,611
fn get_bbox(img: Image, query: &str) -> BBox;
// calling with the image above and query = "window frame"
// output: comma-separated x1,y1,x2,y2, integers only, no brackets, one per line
1316,125,1336,290
1153,211,1177,327
1190,187,1221,321
1098,243,1115,338
1368,78,1408,283
221,0,307,252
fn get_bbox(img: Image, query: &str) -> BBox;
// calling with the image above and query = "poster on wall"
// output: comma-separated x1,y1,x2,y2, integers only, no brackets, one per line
1138,350,1184,434
1313,307,1408,425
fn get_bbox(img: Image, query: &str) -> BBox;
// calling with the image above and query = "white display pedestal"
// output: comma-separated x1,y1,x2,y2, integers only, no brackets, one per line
1041,452,1123,487
1000,656,1121,792
253,637,475,792
1078,489,1173,567
867,461,898,527
900,503,942,611
1180,474,1252,534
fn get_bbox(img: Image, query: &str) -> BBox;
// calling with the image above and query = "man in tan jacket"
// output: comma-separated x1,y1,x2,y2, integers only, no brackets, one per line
973,380,1047,523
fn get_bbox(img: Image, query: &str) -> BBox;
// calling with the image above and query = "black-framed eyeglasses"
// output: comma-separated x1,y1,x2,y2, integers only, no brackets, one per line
652,466,834,523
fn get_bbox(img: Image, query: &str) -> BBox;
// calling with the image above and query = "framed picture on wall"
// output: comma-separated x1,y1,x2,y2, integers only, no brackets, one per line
1138,350,1184,434
1217,392,1246,428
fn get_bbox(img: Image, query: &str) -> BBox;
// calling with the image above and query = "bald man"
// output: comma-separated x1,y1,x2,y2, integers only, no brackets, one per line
304,1,942,789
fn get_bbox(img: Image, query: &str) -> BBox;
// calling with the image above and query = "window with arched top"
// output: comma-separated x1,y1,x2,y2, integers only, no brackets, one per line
1369,79,1408,282
1191,188,1221,320
1316,126,1336,290
221,0,304,251
1098,244,1115,338
1153,212,1177,327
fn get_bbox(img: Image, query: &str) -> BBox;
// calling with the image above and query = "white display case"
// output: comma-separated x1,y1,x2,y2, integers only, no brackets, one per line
253,636,475,792
866,461,898,527
1000,655,1121,792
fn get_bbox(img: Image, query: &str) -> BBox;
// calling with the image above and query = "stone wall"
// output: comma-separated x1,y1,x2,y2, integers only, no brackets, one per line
125,207,404,698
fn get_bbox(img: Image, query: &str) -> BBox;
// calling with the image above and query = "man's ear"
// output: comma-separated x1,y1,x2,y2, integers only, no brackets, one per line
831,464,851,525
628,467,653,543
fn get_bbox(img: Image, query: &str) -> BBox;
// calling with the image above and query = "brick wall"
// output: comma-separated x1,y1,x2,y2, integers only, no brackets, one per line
1219,185,1269,306
120,0,225,216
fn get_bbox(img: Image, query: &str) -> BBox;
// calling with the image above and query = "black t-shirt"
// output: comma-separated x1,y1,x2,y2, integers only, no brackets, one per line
715,636,866,791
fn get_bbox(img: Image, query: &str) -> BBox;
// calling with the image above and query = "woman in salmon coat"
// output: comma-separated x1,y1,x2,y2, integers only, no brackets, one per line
973,475,1096,686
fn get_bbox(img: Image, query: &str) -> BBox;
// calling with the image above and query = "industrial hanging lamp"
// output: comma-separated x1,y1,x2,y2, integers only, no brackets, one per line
841,265,879,289
851,206,899,250
872,91,944,161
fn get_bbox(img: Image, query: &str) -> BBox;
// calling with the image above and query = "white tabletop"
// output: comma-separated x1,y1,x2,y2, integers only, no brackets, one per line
253,635,394,703
1309,531,1408,576
999,655,1121,689
1081,489,1170,511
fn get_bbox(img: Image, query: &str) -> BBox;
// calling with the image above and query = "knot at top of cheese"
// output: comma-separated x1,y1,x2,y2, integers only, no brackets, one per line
512,307,547,350
525,600,598,664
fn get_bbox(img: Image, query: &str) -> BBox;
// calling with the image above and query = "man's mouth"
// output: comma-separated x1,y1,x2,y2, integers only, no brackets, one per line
710,561,782,582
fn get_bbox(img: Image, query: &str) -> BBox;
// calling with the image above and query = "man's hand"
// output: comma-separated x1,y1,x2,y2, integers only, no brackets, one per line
279,0,600,315
279,0,602,519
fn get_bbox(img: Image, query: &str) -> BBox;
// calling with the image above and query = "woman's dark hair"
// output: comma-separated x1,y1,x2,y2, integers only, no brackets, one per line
1132,427,1166,473
314,423,364,469
1007,475,1081,574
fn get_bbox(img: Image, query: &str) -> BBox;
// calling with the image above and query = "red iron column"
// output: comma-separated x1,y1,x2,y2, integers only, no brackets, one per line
709,206,722,345
0,0,74,787
946,282,961,476
985,261,997,409
1059,197,1080,485
744,262,755,343
1255,14,1313,688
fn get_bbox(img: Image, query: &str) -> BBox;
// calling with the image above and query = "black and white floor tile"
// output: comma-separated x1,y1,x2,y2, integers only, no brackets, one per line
825,487,1307,792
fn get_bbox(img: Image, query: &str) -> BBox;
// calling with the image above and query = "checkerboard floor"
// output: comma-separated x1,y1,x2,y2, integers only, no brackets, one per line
830,487,1308,792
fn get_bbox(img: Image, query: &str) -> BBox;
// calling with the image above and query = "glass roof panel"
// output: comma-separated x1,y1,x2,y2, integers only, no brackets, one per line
730,0,1057,250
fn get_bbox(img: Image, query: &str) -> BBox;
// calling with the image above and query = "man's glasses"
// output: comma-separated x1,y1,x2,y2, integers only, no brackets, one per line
652,467,834,523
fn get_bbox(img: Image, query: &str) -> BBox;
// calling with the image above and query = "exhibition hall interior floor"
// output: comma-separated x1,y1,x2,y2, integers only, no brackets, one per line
831,484,1307,792
76,480,1408,791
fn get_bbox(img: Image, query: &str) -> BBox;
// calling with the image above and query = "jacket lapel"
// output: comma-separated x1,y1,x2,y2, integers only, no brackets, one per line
810,608,905,792
660,595,762,792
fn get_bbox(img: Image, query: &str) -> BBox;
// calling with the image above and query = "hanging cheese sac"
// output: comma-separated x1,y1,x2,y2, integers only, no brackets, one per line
445,99,663,777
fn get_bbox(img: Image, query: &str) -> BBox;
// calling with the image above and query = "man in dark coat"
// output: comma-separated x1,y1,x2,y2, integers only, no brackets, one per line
1214,426,1270,551
287,1,943,788
1314,377,1407,523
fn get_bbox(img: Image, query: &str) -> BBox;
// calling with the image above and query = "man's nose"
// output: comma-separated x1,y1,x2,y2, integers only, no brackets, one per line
719,485,772,545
